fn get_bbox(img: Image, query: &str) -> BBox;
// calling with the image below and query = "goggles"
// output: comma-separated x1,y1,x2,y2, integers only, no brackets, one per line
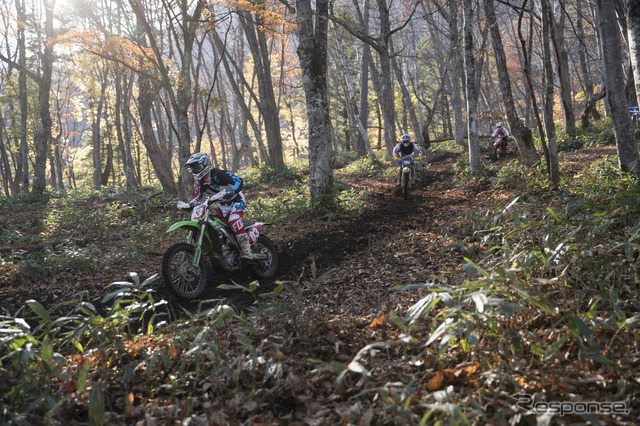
186,164,204,174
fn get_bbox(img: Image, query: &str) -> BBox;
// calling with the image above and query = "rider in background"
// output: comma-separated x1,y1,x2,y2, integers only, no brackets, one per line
184,152,252,261
392,134,423,186
492,122,510,146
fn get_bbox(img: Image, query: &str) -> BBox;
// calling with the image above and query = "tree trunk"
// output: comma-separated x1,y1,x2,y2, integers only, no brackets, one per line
463,0,480,170
115,72,136,188
541,0,559,185
296,0,334,207
91,80,106,190
16,0,28,192
376,0,398,154
483,0,538,166
176,0,205,200
334,26,377,160
241,11,285,168
577,0,596,112
390,41,424,148
355,0,371,157
596,0,639,175
0,121,12,196
628,0,640,109
54,140,64,190
137,73,177,196
549,3,576,136
446,0,466,148
581,89,607,128
211,31,271,165
33,0,55,193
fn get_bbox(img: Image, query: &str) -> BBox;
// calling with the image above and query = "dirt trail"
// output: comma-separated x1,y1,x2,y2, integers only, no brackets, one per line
1,150,488,317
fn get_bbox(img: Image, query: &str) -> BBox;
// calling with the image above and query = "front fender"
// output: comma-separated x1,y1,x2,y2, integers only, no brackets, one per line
167,220,200,234
167,220,216,248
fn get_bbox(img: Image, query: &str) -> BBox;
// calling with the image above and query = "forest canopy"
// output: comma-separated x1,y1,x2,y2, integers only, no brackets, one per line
0,0,639,199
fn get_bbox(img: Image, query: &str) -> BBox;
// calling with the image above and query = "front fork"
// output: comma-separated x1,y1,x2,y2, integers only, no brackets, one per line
192,223,206,266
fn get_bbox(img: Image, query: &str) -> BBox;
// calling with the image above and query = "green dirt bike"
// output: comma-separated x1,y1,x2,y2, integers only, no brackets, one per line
162,190,278,300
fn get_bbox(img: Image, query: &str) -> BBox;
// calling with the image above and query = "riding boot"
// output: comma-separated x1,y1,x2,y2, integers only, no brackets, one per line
236,233,253,261
396,169,402,186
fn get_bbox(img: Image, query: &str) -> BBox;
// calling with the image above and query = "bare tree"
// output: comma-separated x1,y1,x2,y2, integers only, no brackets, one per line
549,2,576,136
355,0,371,157
595,0,639,175
629,0,640,109
239,6,285,168
540,0,559,184
295,0,333,207
16,0,28,192
331,0,418,154
484,0,538,166
32,0,55,193
128,0,206,199
463,0,480,169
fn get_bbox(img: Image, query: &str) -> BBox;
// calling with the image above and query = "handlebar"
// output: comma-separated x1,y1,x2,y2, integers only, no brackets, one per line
177,190,229,211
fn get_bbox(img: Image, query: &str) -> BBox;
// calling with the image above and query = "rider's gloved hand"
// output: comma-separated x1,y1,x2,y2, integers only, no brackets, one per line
223,190,236,200
177,201,190,210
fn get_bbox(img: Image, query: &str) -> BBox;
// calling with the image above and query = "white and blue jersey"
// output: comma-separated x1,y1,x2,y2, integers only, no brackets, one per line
190,169,245,207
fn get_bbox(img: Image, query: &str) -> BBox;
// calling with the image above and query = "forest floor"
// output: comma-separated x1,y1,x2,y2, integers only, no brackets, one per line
1,148,497,318
1,144,639,424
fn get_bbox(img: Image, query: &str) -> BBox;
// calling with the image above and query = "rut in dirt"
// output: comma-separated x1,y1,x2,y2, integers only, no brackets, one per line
153,151,460,313
279,152,461,276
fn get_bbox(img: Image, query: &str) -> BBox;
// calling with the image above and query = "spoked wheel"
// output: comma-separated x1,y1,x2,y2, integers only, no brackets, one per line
494,144,508,161
402,172,411,200
162,242,208,299
251,235,278,278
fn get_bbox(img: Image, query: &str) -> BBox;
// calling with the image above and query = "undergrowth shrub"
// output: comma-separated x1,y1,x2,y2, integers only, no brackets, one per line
239,162,307,189
1,188,174,286
344,156,381,175
247,176,368,223
491,160,548,194
0,274,173,423
557,117,615,151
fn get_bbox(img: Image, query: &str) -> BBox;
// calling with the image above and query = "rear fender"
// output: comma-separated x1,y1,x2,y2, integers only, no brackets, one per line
246,222,270,245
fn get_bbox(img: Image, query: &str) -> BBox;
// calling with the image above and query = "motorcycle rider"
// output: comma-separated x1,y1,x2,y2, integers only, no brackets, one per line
492,122,510,146
183,152,253,261
392,134,423,186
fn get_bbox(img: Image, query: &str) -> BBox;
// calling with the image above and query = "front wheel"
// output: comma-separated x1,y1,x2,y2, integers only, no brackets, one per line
162,243,208,299
402,172,411,200
251,235,278,278
494,144,507,161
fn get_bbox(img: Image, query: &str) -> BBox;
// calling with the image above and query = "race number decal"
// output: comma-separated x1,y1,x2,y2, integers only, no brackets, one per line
191,205,207,221
248,225,261,245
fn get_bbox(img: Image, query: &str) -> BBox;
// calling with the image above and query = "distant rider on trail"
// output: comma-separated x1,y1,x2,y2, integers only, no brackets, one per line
492,122,510,146
183,152,253,261
392,134,423,186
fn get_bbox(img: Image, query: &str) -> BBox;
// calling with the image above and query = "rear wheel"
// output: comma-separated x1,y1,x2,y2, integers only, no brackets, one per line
251,235,278,278
402,172,411,200
162,243,208,299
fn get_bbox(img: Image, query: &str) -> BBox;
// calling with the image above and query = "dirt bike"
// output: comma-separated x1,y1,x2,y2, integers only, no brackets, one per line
396,155,416,200
493,136,509,161
162,190,278,299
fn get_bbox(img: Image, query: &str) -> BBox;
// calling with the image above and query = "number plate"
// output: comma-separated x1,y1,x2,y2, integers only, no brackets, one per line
191,204,207,221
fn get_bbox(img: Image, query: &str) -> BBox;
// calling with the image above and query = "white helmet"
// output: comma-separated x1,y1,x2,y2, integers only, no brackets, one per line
185,153,211,181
